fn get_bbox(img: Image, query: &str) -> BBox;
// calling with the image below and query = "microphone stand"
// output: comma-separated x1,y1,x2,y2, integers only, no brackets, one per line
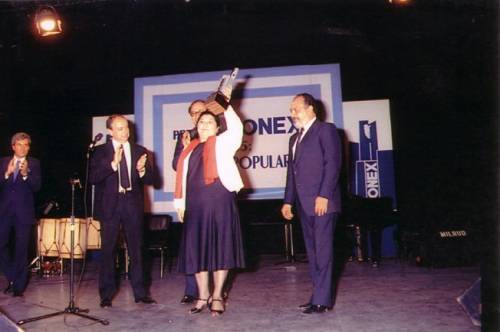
18,178,108,326
85,135,101,224
275,216,307,267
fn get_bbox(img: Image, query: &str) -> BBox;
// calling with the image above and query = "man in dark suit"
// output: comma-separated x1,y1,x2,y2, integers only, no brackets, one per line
171,99,204,305
281,93,342,314
0,132,41,297
90,115,155,308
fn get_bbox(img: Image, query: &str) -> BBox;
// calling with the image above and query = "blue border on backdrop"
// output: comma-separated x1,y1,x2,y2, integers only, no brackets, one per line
134,64,343,209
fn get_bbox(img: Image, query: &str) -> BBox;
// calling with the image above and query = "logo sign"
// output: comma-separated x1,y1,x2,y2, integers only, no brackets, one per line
343,100,396,208
363,160,380,198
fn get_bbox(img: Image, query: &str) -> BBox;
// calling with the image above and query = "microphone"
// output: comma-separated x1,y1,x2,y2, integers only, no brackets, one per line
43,200,59,215
88,133,103,150
70,176,82,189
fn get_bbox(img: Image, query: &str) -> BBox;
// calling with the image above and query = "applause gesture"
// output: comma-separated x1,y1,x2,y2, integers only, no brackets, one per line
4,158,29,178
181,131,191,149
136,153,147,174
5,158,16,178
112,145,123,169
19,159,29,177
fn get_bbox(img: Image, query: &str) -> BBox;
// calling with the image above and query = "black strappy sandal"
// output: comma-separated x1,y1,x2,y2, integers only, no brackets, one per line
189,298,209,314
209,298,225,315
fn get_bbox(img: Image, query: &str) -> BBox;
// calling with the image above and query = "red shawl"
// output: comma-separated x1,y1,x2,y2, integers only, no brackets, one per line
174,135,218,199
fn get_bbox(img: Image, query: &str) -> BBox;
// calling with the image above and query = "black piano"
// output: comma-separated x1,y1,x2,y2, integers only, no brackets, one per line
340,195,395,265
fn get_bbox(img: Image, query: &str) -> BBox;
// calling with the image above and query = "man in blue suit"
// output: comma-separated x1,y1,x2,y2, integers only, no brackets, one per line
90,115,155,308
281,93,342,314
0,132,41,297
171,100,204,305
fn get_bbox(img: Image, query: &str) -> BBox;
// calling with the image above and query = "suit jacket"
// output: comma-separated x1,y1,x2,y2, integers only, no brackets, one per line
284,120,342,216
172,128,197,171
0,156,41,224
89,141,153,221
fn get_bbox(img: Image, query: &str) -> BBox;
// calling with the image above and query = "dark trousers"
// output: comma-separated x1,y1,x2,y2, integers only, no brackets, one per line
298,208,338,307
182,219,198,297
99,194,146,301
0,213,32,293
185,274,198,297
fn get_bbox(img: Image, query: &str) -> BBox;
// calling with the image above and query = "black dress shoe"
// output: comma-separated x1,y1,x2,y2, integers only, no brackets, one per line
298,302,312,309
180,294,196,305
302,304,331,314
314,305,331,313
3,282,13,294
100,299,112,308
135,296,156,304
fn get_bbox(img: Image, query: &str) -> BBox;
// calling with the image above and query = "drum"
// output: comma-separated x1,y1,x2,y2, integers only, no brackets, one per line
86,219,101,250
58,218,87,259
38,218,60,257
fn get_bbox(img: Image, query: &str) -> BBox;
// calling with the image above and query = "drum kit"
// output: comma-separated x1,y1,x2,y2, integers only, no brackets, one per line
36,218,101,275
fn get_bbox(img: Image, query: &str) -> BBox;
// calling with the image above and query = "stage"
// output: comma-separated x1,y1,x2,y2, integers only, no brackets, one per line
0,256,478,332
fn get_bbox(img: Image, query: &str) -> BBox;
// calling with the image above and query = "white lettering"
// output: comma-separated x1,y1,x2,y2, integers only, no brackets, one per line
364,161,380,198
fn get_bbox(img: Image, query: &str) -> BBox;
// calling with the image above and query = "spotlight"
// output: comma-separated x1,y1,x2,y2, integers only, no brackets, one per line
388,0,411,4
35,5,62,37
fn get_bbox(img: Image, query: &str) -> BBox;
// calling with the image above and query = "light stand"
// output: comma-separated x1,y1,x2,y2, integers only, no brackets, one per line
17,178,108,326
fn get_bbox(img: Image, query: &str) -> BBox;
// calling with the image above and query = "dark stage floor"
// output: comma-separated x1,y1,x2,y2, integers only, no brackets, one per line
0,256,479,332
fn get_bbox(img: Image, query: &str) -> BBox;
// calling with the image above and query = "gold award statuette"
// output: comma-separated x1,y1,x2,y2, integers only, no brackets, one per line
206,67,239,115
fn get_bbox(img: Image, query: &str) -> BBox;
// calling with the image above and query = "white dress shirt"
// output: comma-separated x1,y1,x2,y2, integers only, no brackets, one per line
293,117,316,157
112,140,132,191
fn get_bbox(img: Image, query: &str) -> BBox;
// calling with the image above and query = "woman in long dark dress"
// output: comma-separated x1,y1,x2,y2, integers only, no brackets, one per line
174,106,245,315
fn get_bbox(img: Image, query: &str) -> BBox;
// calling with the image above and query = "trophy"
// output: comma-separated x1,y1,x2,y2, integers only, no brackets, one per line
205,67,239,115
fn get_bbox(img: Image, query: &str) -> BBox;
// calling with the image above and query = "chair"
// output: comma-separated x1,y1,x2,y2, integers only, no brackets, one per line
144,214,171,278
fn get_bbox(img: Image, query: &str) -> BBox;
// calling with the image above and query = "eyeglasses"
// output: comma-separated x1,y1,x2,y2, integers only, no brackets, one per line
189,111,204,116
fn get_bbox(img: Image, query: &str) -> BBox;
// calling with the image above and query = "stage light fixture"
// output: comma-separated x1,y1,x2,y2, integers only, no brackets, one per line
35,5,62,37
388,0,411,4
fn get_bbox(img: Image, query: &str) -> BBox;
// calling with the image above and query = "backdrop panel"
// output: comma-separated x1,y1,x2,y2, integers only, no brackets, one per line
134,64,343,217
343,99,397,256
343,99,396,205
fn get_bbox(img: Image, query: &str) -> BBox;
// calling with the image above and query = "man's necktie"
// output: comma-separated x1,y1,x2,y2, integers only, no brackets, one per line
119,146,131,189
13,159,20,181
294,128,304,162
